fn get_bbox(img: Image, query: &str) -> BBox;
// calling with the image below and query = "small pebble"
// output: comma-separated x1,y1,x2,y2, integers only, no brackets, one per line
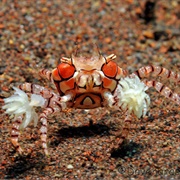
67,164,74,169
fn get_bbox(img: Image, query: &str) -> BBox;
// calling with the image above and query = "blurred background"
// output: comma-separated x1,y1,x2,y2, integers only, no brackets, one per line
0,0,179,179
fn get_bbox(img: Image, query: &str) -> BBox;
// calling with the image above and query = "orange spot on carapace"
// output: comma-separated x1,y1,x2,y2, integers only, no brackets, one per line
58,63,75,79
102,61,117,78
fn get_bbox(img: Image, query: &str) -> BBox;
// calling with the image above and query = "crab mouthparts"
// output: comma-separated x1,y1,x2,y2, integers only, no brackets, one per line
85,76,93,89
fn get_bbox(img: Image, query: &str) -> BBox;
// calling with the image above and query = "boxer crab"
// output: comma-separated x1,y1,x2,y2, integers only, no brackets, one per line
3,53,180,155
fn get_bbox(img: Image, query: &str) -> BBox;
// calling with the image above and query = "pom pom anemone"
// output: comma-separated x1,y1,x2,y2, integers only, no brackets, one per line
2,87,45,129
114,76,150,118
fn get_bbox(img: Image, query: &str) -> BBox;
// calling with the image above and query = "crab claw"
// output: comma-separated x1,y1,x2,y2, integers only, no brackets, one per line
3,87,46,129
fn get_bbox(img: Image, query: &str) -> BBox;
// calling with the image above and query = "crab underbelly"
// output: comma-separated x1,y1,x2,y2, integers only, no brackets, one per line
73,93,103,109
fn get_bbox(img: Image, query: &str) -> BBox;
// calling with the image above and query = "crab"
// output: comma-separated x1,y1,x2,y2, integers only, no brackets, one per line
2,51,180,156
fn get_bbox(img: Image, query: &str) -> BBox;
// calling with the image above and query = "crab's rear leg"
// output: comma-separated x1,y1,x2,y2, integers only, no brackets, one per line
130,66,180,105
132,65,180,83
143,80,180,105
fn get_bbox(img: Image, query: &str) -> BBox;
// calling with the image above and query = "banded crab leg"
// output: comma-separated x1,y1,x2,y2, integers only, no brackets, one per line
143,80,180,105
11,115,24,154
113,114,133,149
131,65,180,105
39,107,55,155
104,76,151,147
39,69,54,82
3,83,72,155
19,83,73,155
132,65,180,83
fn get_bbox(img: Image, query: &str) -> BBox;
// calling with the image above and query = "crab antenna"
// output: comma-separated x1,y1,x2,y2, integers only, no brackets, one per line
94,43,102,59
93,43,109,63
71,43,80,64
73,41,81,57
58,58,61,65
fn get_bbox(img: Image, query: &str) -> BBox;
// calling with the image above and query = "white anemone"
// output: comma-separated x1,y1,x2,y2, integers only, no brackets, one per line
115,76,150,118
2,87,45,129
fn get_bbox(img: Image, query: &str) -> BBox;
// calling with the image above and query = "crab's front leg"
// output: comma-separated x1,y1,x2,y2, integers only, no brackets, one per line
114,114,134,148
38,94,72,155
3,83,72,155
103,76,150,146
39,107,54,155
11,115,24,154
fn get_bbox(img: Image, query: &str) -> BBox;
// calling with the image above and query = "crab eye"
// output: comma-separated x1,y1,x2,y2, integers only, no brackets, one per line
57,63,75,79
102,61,117,78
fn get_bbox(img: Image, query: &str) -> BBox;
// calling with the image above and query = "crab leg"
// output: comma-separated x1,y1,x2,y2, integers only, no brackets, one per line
132,65,180,83
11,115,23,154
143,80,180,105
39,69,54,82
19,83,57,99
38,93,73,155
129,66,180,105
39,107,54,155
115,114,133,147
19,83,73,155
38,92,73,155
4,82,72,155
